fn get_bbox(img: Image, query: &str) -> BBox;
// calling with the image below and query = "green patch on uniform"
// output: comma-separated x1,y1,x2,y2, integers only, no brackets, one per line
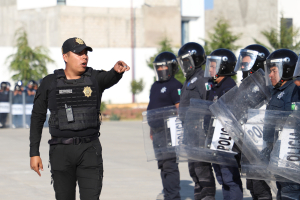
178,89,181,95
291,102,296,110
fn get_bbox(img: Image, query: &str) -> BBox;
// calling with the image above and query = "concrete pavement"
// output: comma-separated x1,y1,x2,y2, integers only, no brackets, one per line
0,121,275,199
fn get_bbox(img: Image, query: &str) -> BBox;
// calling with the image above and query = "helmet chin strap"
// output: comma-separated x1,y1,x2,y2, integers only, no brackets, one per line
274,79,284,89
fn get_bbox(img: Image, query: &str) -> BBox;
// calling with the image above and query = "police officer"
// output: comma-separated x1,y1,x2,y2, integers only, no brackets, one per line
25,80,37,128
29,37,130,200
0,81,11,128
12,81,24,128
147,51,183,200
264,49,300,199
177,42,216,200
235,44,273,200
204,48,243,200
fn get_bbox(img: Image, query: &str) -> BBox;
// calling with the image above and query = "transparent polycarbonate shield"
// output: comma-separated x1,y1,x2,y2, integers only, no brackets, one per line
240,109,291,182
293,55,300,77
153,61,174,81
204,56,222,78
176,99,239,167
268,108,300,184
142,106,183,161
177,53,195,77
264,59,284,86
209,69,272,152
234,49,258,72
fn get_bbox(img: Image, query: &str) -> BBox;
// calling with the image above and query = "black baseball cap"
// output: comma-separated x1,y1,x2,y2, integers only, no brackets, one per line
62,37,93,54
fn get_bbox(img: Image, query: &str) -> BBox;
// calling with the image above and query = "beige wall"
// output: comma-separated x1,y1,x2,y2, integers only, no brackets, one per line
0,0,181,48
205,0,278,50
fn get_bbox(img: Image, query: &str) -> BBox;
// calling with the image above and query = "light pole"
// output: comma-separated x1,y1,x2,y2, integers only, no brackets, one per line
131,0,135,103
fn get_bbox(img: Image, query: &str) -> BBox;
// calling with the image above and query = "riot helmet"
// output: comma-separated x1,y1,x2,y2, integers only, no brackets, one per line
204,48,237,79
177,42,206,78
264,49,298,88
153,52,178,82
1,81,10,91
235,44,270,79
15,80,23,91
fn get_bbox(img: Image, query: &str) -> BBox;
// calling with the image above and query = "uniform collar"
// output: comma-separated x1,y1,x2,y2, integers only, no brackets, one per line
187,68,203,81
276,80,294,91
214,76,230,88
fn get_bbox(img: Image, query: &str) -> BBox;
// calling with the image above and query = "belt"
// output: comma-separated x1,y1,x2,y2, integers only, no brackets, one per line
48,133,100,145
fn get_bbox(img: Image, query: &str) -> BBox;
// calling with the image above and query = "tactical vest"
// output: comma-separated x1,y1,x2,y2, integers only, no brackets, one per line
49,67,101,131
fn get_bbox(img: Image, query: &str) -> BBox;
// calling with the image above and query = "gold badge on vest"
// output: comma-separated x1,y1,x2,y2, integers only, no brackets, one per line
83,86,92,97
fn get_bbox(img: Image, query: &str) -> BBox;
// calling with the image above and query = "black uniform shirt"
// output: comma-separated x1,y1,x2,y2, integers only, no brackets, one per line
29,67,123,157
147,76,182,111
266,80,300,111
264,80,300,142
179,68,209,107
207,76,236,102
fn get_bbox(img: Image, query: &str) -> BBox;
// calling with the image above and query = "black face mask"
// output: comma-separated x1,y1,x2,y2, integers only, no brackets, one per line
157,70,171,81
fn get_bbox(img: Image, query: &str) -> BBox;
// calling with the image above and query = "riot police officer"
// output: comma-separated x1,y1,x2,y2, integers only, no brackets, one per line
264,49,300,199
177,42,216,200
235,44,270,80
147,51,183,200
204,48,243,200
29,37,130,200
0,81,11,128
235,44,273,200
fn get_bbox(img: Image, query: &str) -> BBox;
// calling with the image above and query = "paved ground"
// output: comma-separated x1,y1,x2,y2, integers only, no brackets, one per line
0,121,276,199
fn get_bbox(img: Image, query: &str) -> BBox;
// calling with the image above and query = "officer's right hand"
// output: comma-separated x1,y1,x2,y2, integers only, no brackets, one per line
30,156,44,176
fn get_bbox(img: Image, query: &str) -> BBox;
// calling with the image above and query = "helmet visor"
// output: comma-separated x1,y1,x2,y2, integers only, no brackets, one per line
293,56,300,77
264,59,284,86
153,60,175,81
177,53,196,77
234,49,259,72
204,56,222,77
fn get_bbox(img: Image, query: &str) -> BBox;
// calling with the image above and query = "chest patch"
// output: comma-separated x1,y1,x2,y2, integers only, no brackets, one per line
83,86,93,97
277,91,285,99
191,77,198,84
161,87,167,93
59,89,72,94
205,82,212,91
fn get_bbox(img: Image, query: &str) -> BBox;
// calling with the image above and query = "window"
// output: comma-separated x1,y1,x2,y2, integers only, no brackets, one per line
57,0,66,5
182,21,189,45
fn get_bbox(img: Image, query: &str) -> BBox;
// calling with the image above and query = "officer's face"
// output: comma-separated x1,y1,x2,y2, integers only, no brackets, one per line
157,66,168,71
209,61,217,77
64,49,88,74
269,66,280,86
241,56,251,70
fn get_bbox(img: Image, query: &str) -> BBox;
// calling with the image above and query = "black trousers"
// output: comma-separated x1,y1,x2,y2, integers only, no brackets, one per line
246,179,272,200
158,158,181,200
188,161,216,200
49,139,103,200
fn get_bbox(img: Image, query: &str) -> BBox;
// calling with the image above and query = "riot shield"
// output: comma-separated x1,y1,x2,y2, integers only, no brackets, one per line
209,69,271,152
268,109,300,184
142,106,183,161
240,109,291,182
11,92,25,128
177,99,239,167
0,90,11,128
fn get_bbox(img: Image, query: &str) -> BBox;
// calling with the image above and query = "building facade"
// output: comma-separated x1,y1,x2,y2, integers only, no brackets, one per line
0,0,205,104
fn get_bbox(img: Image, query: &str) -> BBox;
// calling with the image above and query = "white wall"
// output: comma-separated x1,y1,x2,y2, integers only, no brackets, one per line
67,0,145,8
181,0,202,17
0,47,157,104
181,0,205,45
17,0,57,10
17,0,146,10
